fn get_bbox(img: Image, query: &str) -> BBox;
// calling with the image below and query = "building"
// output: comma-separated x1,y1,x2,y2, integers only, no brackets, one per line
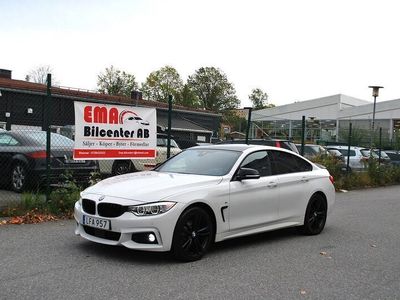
0,69,221,142
252,94,400,146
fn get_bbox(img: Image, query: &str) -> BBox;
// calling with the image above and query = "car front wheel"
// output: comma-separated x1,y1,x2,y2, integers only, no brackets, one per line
172,206,214,262
301,194,327,235
11,163,27,193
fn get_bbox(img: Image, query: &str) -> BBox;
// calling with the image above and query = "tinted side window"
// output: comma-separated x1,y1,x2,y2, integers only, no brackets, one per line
269,150,312,175
240,151,271,177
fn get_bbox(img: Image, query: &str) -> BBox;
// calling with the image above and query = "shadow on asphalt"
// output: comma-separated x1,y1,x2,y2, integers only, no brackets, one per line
75,226,303,265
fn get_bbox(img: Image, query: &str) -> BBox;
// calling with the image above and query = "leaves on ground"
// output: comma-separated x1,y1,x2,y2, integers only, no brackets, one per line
320,251,332,259
0,209,61,225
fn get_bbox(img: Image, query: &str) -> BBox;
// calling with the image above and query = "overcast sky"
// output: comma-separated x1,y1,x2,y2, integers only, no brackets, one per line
1,0,399,107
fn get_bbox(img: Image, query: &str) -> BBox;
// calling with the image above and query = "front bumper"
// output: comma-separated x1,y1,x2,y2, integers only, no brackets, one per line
74,201,183,252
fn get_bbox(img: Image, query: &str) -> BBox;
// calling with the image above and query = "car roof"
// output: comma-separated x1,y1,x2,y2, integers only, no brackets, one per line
190,143,298,153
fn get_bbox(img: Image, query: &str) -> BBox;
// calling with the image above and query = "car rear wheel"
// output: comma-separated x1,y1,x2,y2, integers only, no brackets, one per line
300,194,327,235
11,163,27,193
112,161,134,176
172,207,214,262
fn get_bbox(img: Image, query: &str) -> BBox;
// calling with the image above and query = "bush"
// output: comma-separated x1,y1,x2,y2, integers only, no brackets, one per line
48,171,81,215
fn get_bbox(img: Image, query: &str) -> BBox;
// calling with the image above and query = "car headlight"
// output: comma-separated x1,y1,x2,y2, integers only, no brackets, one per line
128,201,176,216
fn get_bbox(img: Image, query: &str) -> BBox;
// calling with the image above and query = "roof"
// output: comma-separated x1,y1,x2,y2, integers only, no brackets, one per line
252,94,370,121
157,115,213,134
0,77,219,116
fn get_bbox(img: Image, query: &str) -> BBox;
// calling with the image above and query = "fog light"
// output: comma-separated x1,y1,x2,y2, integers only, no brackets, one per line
148,233,156,242
131,232,158,244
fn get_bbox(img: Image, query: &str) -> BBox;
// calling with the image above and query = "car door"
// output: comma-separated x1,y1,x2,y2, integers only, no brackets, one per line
268,150,313,221
229,150,279,231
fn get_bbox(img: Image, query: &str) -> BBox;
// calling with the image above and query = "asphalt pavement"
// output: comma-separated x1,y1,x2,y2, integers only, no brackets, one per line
0,186,399,299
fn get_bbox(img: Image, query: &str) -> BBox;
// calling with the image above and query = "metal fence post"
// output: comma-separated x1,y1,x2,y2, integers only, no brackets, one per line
245,107,253,144
378,127,382,166
346,123,352,173
167,95,172,159
46,74,52,201
300,116,305,156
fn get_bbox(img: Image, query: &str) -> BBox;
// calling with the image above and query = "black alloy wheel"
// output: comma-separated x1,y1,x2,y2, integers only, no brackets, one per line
11,163,27,193
301,194,327,235
112,161,132,176
172,207,214,261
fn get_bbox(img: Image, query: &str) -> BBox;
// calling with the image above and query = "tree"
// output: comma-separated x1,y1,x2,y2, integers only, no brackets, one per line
187,67,240,112
249,88,269,109
141,66,184,103
178,84,201,107
26,65,56,84
97,65,138,97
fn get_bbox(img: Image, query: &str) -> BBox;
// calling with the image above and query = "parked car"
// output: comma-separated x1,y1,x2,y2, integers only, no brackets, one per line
74,144,335,261
371,149,391,165
0,130,99,192
384,150,400,166
326,148,345,162
326,145,377,171
219,138,299,153
98,134,182,176
295,144,328,159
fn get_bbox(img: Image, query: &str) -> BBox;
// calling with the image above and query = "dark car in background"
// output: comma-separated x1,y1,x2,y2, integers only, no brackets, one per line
295,144,328,159
0,130,99,192
219,138,299,153
382,150,400,166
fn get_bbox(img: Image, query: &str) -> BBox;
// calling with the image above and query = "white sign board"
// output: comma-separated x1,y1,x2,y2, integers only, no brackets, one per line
73,101,157,160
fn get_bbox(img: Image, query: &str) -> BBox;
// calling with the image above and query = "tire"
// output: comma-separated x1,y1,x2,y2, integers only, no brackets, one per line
10,163,28,193
172,206,214,262
112,161,133,176
300,194,327,235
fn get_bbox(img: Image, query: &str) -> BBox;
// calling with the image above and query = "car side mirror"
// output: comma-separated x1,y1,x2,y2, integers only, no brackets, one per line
236,167,260,181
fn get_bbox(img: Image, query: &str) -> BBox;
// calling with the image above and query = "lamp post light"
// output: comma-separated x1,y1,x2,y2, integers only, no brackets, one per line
368,86,383,152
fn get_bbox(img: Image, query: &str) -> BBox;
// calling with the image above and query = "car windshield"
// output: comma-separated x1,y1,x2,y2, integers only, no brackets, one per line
361,149,379,158
24,131,74,147
373,150,390,158
156,148,242,176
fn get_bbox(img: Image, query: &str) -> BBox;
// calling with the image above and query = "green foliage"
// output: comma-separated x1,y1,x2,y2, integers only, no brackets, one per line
222,111,247,133
187,67,240,112
141,66,184,103
178,84,201,108
97,65,138,97
249,88,269,109
311,155,400,190
48,172,81,215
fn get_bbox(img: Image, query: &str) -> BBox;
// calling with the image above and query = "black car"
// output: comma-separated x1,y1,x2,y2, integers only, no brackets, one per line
0,130,99,192
219,138,299,154
384,150,400,166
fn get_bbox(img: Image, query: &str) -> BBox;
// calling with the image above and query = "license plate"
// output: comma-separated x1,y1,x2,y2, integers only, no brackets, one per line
82,215,110,230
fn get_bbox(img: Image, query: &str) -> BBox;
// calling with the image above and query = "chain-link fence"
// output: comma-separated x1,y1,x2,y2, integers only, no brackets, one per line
0,75,187,209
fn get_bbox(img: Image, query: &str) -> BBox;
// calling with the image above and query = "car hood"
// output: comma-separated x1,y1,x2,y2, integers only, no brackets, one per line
82,171,222,202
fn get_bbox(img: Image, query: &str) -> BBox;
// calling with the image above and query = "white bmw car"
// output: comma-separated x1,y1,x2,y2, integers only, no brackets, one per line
74,144,335,261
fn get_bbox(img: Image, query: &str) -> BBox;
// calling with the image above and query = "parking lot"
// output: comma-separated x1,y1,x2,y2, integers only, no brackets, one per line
1,186,399,299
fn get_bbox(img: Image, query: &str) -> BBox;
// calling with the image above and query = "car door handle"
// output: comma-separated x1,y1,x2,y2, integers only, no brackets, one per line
301,177,309,183
267,181,278,188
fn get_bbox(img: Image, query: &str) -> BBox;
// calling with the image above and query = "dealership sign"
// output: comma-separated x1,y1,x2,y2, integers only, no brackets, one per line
73,101,157,160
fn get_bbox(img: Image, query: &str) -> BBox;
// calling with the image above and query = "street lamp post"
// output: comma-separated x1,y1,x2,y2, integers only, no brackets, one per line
368,86,383,152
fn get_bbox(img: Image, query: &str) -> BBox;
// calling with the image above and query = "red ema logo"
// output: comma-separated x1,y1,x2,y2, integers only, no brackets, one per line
84,106,139,125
